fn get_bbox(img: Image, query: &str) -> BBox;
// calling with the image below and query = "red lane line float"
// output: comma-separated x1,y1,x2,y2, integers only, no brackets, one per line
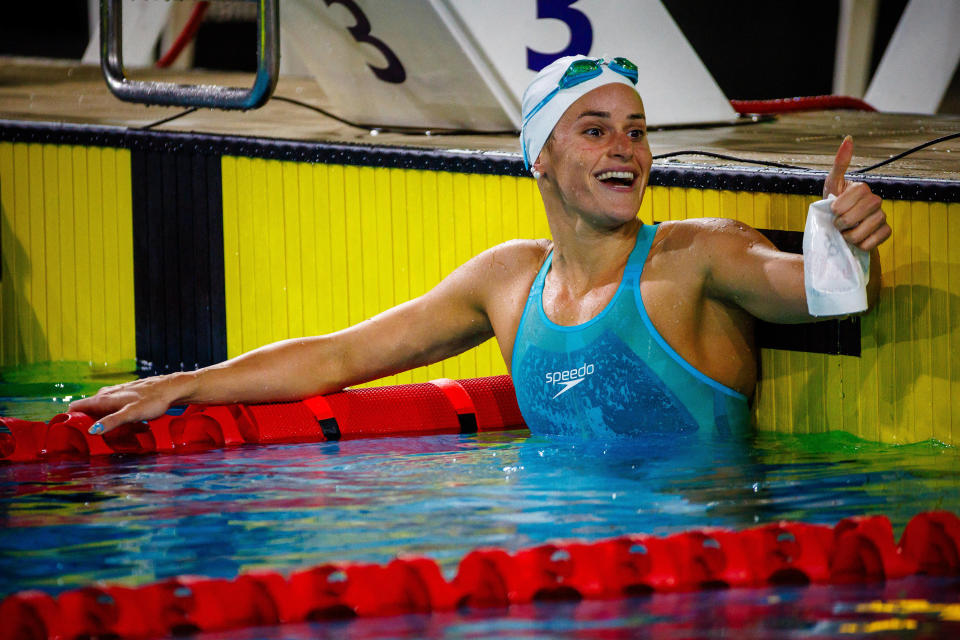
0,376,526,464
730,95,876,114
2,511,957,639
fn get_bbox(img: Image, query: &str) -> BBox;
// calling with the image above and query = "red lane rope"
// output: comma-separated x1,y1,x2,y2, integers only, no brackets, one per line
1,511,957,638
731,95,876,114
0,375,526,464
155,1,210,69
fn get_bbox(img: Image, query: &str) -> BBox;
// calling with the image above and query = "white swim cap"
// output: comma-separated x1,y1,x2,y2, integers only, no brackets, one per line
520,55,640,171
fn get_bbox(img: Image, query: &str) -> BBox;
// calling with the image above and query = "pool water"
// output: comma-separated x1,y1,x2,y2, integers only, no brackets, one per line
2,364,959,638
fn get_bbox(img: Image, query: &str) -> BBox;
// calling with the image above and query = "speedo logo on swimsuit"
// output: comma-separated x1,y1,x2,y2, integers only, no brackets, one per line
545,363,595,399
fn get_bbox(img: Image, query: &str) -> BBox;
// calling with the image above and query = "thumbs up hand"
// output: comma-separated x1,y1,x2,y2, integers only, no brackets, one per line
823,136,891,251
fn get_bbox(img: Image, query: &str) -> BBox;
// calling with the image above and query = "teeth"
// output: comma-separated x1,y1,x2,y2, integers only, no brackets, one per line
596,171,635,181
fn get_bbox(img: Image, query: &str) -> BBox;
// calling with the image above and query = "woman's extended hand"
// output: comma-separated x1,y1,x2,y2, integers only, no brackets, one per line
68,373,194,435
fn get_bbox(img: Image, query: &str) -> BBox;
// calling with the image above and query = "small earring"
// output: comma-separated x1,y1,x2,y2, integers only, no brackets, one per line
532,170,542,180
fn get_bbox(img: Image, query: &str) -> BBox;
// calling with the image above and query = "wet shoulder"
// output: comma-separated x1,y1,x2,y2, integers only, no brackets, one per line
466,239,552,321
651,218,764,258
473,239,552,284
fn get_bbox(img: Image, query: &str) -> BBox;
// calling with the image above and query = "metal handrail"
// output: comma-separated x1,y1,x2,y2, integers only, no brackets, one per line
100,0,279,110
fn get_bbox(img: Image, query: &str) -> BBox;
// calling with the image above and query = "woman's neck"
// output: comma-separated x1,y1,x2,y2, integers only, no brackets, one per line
546,214,642,295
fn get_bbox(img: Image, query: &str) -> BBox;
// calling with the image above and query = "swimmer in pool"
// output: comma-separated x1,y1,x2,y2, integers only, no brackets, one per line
72,55,891,438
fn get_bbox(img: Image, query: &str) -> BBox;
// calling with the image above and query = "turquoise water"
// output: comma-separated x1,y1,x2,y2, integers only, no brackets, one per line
2,364,960,637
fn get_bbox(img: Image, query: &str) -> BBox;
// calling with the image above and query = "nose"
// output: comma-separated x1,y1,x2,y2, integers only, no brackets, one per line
608,131,632,158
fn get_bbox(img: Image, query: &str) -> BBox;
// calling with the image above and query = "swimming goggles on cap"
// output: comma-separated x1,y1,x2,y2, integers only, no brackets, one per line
521,57,639,167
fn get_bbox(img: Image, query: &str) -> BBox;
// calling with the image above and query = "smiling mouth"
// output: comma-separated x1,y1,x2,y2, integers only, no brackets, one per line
595,170,637,188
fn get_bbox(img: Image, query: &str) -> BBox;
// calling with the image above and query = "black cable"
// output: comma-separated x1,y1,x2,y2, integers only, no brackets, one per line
651,150,807,171
271,96,363,129
272,95,518,136
851,131,960,174
139,107,199,130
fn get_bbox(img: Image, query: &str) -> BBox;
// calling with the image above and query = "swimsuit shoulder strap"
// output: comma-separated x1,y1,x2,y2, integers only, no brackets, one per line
623,224,658,282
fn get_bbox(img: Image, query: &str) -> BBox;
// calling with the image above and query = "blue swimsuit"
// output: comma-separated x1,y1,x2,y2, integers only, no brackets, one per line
511,224,751,439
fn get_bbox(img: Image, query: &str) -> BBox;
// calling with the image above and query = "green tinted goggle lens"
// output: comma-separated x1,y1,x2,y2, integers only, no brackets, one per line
557,59,604,88
609,57,639,83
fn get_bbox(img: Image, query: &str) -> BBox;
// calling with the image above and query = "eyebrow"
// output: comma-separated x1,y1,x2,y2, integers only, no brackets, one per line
576,110,646,121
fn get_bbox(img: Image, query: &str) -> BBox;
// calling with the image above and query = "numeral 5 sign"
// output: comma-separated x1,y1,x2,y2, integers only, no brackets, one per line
526,0,593,72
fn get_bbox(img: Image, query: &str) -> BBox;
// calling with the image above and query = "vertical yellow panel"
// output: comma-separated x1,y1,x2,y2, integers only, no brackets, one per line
948,203,960,443
891,200,914,442
637,182,654,224
250,159,272,348
718,190,738,222
312,163,335,335
857,284,880,442
221,157,242,358
368,168,391,319
72,146,92,363
419,170,446,381
668,186,685,221
27,145,47,362
326,164,350,333
237,158,259,353
752,191,772,230
803,351,826,433
340,166,362,327
754,349,775,429
115,149,135,363
357,167,379,322
486,176,506,374
531,182,550,240
701,189,720,221
405,170,426,300
13,144,33,364
436,172,459,379
736,191,754,228
0,143,16,365
265,162,288,341
41,146,62,361
649,185,669,222
685,187,703,220
454,173,480,378
247,158,268,351
874,201,897,442
283,162,304,340
86,146,107,364
297,163,319,336
100,148,123,365
927,201,950,444
500,175,520,244
516,176,535,239
390,170,410,305
910,201,933,442
389,169,411,385
825,340,845,434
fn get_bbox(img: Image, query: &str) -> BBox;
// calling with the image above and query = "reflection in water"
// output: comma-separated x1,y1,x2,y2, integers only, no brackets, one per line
1,385,959,637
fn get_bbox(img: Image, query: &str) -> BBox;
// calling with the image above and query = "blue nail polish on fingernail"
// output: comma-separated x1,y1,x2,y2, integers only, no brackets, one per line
89,422,104,435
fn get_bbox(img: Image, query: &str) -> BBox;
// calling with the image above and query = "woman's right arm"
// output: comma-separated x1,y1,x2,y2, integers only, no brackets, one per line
70,243,512,434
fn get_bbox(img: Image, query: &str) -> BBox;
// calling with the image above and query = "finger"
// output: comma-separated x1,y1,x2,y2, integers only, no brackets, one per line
68,396,105,415
824,135,853,198
88,405,142,436
848,220,891,252
841,209,888,245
